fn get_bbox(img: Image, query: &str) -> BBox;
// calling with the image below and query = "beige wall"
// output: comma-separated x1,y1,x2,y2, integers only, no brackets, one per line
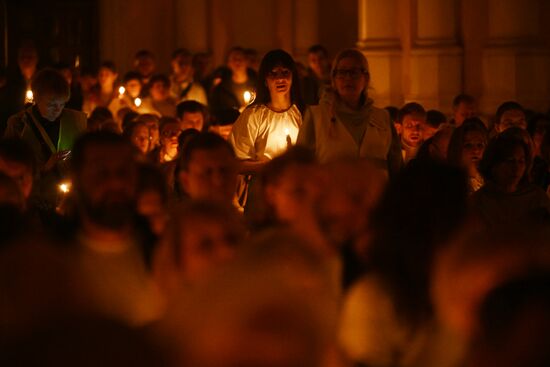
358,0,550,115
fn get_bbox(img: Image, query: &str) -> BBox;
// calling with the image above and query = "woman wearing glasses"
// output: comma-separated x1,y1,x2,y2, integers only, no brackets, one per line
229,49,304,173
297,49,401,176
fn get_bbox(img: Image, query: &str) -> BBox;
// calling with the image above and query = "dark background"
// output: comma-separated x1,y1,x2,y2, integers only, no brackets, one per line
1,0,99,73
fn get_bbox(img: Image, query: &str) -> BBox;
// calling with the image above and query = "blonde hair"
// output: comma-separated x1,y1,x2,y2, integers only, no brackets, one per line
331,48,370,100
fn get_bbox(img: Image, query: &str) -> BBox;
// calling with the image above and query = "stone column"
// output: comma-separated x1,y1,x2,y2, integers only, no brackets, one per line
356,0,403,107
407,0,462,111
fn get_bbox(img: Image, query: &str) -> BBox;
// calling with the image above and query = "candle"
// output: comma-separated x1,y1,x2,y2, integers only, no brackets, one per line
243,91,252,105
134,97,142,107
284,128,292,149
58,181,72,194
25,89,34,104
118,86,125,98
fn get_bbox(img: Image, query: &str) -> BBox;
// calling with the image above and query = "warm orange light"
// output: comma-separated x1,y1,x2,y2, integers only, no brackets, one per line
25,89,34,104
58,181,72,194
243,91,252,104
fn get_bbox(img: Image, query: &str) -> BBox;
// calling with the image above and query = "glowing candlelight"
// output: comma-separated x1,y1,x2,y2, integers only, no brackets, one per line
25,89,34,104
284,128,292,148
58,181,72,194
243,91,252,105
74,55,80,68
134,97,142,107
118,86,125,98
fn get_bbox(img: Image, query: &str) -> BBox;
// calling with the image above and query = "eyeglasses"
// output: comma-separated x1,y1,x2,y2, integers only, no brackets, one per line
267,69,292,79
334,68,366,79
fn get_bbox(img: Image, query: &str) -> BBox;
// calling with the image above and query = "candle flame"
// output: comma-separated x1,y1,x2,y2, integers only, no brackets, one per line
284,128,290,135
134,97,142,107
243,91,252,104
25,89,34,104
58,181,71,194
118,86,125,96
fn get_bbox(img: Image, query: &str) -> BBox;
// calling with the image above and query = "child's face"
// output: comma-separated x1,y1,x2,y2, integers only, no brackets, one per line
178,217,240,282
401,114,424,147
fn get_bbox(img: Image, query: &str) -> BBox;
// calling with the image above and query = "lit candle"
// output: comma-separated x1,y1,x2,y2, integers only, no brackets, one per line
243,91,252,105
284,128,292,149
118,86,125,98
25,89,34,104
58,181,72,194
134,97,142,107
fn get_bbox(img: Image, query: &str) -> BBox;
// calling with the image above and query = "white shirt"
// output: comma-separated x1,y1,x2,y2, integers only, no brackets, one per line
229,104,302,160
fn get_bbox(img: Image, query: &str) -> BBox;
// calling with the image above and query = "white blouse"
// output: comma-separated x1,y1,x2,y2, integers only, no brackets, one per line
229,104,302,160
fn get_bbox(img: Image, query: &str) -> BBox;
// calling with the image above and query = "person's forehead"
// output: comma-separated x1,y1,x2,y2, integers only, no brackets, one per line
39,94,68,104
403,114,424,123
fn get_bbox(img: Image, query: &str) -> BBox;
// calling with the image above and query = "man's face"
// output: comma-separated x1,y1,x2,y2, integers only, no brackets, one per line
401,114,424,148
454,102,477,126
135,56,155,78
0,158,33,200
498,109,527,132
181,111,204,131
35,94,67,122
172,55,193,79
74,143,138,230
179,147,238,203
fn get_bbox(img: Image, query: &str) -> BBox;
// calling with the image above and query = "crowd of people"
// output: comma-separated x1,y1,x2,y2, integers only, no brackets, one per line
0,40,549,367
